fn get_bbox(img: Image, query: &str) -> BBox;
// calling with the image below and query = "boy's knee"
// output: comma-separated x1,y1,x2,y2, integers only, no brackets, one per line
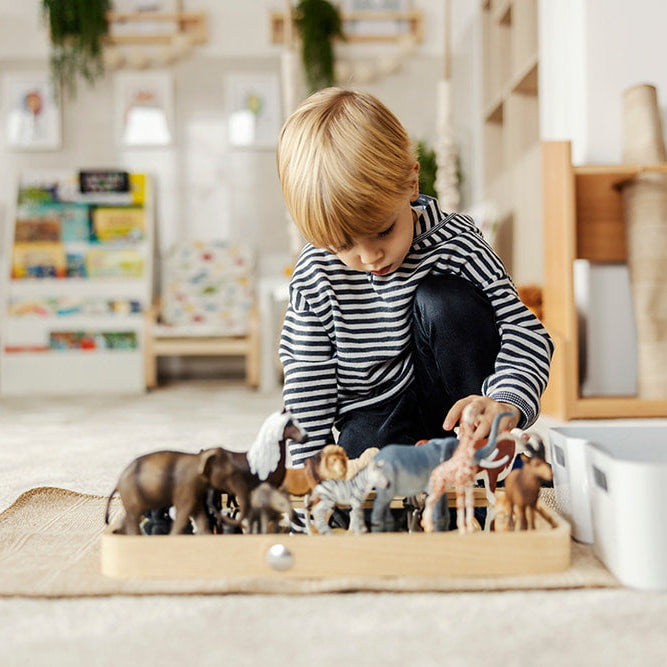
413,274,494,328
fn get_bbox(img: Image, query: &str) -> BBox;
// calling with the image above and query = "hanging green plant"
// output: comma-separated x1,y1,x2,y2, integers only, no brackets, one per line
417,140,438,198
42,0,111,97
294,0,345,94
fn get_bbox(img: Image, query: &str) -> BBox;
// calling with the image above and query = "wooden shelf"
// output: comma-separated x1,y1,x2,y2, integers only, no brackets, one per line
106,11,207,46
540,141,667,419
484,96,504,124
270,9,423,44
510,54,538,95
493,0,512,25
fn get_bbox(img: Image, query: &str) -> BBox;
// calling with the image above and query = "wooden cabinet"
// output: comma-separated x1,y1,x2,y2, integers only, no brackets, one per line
481,0,541,284
541,141,667,419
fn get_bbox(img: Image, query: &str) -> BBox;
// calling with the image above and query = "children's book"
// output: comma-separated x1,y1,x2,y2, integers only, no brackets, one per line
12,243,66,279
14,217,61,242
85,248,144,278
66,253,87,278
92,207,145,242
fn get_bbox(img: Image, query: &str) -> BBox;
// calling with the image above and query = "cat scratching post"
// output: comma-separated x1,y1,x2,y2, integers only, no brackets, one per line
621,83,667,398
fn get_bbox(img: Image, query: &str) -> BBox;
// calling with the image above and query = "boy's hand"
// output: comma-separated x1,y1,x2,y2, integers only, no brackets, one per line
443,395,520,441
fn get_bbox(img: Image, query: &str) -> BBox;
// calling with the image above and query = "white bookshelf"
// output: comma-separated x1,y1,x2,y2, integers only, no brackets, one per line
0,170,153,395
481,0,541,283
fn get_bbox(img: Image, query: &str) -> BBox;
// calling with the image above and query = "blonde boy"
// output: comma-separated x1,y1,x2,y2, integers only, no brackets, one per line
277,88,553,465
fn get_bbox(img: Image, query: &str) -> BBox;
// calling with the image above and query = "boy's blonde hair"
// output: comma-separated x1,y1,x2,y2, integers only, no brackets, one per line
277,87,417,250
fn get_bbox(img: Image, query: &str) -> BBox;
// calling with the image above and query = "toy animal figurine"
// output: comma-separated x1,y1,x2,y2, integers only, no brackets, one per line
248,482,294,534
345,447,380,479
105,447,249,535
422,407,513,534
309,460,389,535
501,435,554,530
228,409,309,488
493,491,513,532
370,440,460,532
208,409,309,530
280,444,348,496
473,427,528,530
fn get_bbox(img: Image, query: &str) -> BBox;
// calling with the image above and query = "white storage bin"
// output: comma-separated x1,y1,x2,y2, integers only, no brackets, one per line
549,426,596,543
550,424,667,591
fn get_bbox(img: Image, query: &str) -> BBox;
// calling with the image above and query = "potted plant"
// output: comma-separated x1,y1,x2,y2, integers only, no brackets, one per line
294,0,345,94
41,0,111,96
417,140,438,198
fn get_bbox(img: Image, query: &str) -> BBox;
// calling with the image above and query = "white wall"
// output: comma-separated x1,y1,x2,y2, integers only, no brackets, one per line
539,0,667,165
0,1,447,286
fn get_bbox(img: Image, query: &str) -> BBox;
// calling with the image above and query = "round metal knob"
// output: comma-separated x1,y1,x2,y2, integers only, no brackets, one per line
266,543,294,571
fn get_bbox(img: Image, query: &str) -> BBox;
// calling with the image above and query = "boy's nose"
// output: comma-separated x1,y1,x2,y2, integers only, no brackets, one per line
359,244,382,265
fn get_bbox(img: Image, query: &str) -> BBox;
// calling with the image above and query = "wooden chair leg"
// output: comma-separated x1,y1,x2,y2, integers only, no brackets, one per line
246,306,261,389
144,305,158,390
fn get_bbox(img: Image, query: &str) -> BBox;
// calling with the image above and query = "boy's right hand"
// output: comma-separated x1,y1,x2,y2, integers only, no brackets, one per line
443,395,520,442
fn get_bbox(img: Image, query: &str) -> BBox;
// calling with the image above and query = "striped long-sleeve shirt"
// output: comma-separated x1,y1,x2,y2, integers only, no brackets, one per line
279,195,554,465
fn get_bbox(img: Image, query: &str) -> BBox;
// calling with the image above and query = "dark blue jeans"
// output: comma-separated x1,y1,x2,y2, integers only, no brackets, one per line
335,274,501,458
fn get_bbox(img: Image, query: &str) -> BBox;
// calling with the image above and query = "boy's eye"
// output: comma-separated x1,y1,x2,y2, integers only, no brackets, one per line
377,223,395,239
334,241,353,253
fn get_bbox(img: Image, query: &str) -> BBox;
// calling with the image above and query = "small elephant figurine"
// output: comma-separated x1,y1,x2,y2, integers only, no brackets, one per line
105,447,250,535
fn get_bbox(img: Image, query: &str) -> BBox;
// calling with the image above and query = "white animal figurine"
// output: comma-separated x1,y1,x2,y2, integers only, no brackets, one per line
308,460,389,535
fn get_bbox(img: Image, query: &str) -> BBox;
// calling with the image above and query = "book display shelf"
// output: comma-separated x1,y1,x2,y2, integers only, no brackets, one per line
0,170,153,395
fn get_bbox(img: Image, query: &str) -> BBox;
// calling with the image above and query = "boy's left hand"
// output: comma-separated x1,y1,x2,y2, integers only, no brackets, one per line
443,395,520,441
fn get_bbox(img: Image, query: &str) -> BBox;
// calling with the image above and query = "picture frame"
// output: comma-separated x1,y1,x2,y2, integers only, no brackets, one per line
114,71,174,147
345,0,410,9
3,72,62,151
344,0,411,37
224,73,282,150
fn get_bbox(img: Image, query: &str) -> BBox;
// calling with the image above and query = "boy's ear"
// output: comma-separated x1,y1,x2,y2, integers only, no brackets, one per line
410,161,420,199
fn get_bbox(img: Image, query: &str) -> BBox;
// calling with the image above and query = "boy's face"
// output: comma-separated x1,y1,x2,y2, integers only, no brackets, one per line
333,164,419,276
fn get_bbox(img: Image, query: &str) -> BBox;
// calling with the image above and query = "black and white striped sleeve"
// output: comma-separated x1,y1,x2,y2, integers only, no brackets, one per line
446,225,554,427
279,287,338,466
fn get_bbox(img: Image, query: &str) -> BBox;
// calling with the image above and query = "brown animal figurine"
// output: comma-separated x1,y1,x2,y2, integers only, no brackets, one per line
248,482,294,534
474,429,527,530
280,444,348,496
105,447,249,535
208,409,308,531
224,409,308,488
502,435,554,530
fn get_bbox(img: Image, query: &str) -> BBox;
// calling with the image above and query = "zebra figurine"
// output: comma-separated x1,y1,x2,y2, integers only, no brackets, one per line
308,459,389,535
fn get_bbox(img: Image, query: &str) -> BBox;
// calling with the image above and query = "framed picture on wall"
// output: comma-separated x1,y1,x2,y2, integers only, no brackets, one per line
114,71,174,147
3,72,61,150
224,73,282,150
345,0,411,37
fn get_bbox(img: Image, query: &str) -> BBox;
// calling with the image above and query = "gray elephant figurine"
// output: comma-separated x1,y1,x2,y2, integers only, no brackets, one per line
370,410,514,532
371,439,459,532
105,447,250,535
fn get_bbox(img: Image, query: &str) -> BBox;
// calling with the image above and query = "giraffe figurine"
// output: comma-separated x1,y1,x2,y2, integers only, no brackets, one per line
422,403,500,534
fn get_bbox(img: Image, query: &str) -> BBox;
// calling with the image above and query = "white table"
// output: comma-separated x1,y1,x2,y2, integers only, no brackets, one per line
257,276,290,392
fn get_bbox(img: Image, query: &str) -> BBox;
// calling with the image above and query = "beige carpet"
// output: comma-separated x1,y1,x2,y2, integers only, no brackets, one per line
0,486,619,597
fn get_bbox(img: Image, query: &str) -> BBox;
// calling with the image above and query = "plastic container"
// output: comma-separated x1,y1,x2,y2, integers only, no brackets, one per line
549,424,667,591
549,426,596,543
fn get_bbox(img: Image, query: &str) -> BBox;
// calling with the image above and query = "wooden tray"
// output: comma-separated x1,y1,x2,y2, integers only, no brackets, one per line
101,500,570,579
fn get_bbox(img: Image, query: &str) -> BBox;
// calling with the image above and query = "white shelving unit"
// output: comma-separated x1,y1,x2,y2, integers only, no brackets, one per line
481,0,541,284
0,170,153,395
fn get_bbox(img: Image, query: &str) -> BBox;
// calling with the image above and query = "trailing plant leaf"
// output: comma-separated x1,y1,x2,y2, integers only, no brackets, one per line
294,0,345,94
42,0,111,97
417,140,438,198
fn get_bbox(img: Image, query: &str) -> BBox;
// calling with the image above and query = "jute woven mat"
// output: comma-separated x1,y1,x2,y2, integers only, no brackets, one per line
0,486,619,598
